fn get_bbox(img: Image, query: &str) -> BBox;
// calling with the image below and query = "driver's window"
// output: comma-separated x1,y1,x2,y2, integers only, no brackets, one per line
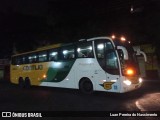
106,51,118,69
95,40,119,75
106,41,119,74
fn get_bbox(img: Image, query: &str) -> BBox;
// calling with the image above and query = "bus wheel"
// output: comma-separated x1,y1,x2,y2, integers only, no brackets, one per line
18,77,24,88
25,77,31,88
79,78,93,94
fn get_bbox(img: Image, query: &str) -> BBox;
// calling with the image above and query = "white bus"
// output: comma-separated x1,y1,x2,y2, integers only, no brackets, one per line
10,37,147,93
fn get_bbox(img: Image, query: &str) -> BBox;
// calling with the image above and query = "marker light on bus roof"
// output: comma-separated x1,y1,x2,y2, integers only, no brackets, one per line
111,35,116,39
123,80,131,86
97,44,104,50
120,37,126,41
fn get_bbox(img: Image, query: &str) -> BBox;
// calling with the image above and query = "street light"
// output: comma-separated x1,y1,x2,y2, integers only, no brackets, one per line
111,35,116,39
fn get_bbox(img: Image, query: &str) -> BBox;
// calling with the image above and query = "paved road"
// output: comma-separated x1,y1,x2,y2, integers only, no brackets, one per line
0,80,160,120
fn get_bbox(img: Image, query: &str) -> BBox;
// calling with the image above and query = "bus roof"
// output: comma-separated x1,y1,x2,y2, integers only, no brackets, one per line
12,36,113,57
12,43,62,57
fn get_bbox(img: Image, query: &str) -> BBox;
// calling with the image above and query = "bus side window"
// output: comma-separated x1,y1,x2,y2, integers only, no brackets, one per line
77,42,93,58
38,51,47,62
12,56,21,65
95,42,105,69
61,46,75,60
21,56,27,64
17,56,22,65
96,43,105,59
25,54,29,64
49,50,59,61
28,54,37,63
106,50,118,69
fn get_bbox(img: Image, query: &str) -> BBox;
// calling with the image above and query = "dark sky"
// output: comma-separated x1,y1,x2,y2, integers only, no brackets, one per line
0,0,159,19
0,0,48,16
0,0,149,16
0,0,160,58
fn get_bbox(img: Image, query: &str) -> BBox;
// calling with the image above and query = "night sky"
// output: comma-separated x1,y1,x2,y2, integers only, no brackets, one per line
0,0,160,58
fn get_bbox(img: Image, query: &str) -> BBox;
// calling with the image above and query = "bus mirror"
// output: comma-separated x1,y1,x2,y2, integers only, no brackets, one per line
135,50,147,62
133,46,147,62
139,51,147,62
117,46,129,60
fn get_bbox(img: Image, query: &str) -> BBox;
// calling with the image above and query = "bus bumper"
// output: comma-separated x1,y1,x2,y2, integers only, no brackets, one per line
121,77,143,93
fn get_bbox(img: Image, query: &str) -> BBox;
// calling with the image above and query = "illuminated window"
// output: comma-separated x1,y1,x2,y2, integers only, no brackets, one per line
49,50,58,61
96,43,104,59
95,39,119,75
106,42,113,50
106,51,118,69
21,56,27,64
97,44,104,50
12,55,28,65
77,42,93,58
62,46,75,60
38,51,47,62
28,54,37,63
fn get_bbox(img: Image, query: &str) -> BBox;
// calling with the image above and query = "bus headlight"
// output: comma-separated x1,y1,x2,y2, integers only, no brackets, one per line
123,80,131,86
139,77,143,83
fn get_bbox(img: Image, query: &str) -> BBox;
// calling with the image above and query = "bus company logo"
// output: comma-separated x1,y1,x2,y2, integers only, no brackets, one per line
2,112,11,117
100,82,115,90
23,65,43,71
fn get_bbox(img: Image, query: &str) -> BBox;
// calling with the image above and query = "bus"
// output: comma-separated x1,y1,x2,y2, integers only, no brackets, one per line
10,37,147,93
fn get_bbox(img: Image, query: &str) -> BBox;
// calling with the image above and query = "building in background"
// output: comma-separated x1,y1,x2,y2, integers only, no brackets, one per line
134,44,159,79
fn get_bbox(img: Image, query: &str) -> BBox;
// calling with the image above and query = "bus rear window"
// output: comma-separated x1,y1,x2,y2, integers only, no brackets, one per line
11,56,20,65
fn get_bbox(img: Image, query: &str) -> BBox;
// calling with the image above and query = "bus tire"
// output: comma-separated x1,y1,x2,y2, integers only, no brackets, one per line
25,77,31,88
18,77,24,88
79,78,93,94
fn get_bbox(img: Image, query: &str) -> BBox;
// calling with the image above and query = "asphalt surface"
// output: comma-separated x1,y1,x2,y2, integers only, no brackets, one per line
0,79,160,120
